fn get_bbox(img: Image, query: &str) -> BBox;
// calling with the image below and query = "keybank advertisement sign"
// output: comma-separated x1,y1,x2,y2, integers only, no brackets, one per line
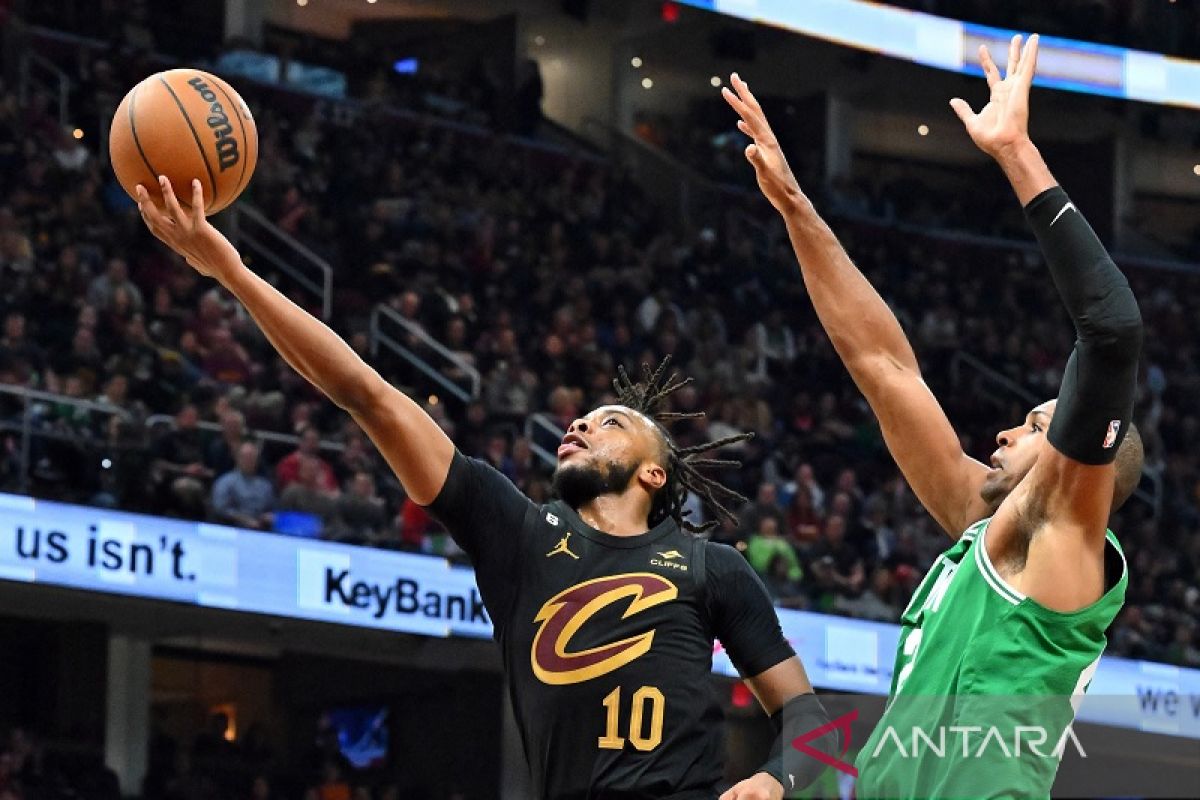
2,493,1198,738
0,493,489,639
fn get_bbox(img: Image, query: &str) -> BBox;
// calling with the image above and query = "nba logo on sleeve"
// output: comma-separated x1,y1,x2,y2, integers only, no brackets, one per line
1102,420,1121,449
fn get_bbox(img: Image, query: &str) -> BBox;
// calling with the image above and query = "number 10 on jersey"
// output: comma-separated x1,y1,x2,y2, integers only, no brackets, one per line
599,685,665,751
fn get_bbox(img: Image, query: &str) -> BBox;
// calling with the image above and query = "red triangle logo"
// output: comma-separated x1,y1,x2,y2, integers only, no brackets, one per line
791,708,859,777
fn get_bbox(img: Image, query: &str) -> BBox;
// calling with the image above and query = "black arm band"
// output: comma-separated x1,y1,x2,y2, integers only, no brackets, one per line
756,693,838,796
1023,186,1142,465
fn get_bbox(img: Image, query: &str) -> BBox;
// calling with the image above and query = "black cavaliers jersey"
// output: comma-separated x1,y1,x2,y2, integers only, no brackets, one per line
428,452,796,800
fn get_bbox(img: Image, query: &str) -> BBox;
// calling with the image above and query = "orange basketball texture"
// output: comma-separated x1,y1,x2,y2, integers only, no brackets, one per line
109,69,258,215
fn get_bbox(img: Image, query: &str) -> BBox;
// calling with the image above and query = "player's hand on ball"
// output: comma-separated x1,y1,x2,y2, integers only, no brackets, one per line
950,34,1039,160
135,176,237,280
719,772,784,800
721,73,802,214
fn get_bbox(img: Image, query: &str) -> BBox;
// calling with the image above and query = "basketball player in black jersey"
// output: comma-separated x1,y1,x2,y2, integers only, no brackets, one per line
135,176,839,799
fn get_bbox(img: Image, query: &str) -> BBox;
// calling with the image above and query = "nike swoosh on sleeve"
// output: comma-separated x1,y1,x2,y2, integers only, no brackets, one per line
1050,201,1076,226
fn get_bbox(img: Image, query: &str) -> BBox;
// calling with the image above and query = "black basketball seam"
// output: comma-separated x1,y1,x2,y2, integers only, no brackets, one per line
202,71,251,203
128,82,192,210
157,75,219,211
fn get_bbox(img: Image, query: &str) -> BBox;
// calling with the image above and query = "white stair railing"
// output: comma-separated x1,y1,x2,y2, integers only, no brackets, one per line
227,203,333,320
0,384,131,493
523,413,565,470
368,305,481,403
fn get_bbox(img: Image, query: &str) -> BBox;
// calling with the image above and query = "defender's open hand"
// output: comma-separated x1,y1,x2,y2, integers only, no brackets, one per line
950,34,1040,160
722,73,802,214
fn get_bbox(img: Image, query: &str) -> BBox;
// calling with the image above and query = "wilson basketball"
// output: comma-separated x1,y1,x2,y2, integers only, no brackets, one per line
109,69,258,215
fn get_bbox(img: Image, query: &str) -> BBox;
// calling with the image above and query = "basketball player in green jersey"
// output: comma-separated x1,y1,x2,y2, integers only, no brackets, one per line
726,33,1144,798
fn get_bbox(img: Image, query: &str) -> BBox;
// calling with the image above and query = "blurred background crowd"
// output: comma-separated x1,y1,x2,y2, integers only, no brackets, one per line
1,2,1197,666
0,0,1198,797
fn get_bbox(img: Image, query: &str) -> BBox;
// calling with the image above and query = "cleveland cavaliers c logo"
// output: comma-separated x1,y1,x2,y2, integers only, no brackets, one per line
531,573,678,686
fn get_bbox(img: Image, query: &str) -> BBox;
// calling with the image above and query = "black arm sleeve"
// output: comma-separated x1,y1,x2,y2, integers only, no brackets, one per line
425,451,535,619
705,542,795,677
1024,186,1143,465
757,693,839,796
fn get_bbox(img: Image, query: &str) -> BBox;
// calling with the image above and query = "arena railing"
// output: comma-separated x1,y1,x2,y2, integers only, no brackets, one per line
18,51,70,128
368,305,481,404
142,414,346,456
0,383,355,496
0,384,131,493
580,115,765,235
226,203,333,321
0,382,352,495
950,350,1162,517
524,412,566,469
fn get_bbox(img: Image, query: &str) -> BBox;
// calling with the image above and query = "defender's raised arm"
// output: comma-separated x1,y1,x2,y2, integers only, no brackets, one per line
137,177,455,505
953,35,1144,610
723,75,990,537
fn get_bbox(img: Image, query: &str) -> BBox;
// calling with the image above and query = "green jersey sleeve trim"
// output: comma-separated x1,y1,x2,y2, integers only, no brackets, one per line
974,520,1026,606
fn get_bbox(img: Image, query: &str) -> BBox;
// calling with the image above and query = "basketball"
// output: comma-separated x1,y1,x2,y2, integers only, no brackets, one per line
109,68,258,215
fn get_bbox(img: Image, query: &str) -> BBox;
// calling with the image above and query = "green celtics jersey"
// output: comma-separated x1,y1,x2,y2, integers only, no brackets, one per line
854,517,1127,800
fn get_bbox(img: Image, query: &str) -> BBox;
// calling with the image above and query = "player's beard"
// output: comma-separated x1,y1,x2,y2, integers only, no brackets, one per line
552,457,640,509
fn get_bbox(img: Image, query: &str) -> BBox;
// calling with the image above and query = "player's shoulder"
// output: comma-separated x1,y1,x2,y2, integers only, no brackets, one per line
701,539,755,578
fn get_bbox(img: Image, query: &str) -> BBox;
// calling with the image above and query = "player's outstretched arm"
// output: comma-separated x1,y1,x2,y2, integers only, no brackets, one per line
723,76,989,538
953,36,1143,610
707,544,837,799
136,177,454,505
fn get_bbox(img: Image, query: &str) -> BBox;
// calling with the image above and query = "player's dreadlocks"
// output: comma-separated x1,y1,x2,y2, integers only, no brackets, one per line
612,356,753,533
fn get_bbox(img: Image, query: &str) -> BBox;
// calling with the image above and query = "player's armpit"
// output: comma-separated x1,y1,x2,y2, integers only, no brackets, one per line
856,354,991,538
990,449,1115,611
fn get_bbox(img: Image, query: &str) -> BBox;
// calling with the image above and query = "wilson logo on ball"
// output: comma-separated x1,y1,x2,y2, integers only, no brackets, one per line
187,76,240,172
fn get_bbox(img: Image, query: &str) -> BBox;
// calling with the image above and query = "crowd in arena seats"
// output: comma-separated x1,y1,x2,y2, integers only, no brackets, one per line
0,726,121,800
0,20,1197,687
0,716,464,800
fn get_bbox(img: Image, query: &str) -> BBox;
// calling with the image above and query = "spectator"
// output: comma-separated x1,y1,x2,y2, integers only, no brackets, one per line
333,424,378,482
786,485,823,546
276,426,338,492
87,257,143,312
809,515,866,605
782,462,825,513
744,517,803,584
737,481,786,536
335,471,387,543
207,409,247,475
396,496,435,551
859,495,896,566
762,552,806,609
278,455,340,531
834,566,902,622
0,310,43,379
211,442,275,530
749,309,797,377
202,326,254,386
482,432,515,479
150,404,212,518
316,761,351,800
247,774,278,800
